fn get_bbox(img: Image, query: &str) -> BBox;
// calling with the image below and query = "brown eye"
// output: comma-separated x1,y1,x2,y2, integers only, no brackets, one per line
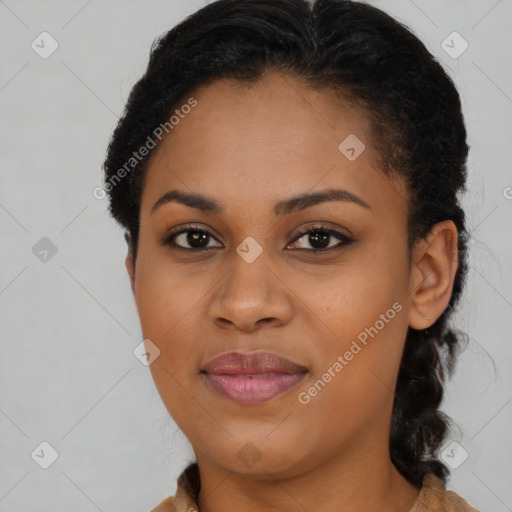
161,225,223,250
288,226,354,252
160,224,354,253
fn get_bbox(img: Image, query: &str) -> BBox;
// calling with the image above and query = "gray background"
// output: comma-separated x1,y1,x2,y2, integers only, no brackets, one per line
1,0,511,510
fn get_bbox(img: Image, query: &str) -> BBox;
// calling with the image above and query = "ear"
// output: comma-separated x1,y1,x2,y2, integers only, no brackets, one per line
408,220,459,330
124,232,136,294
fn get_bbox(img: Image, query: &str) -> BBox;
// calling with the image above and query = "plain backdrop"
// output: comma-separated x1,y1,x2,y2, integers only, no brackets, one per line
1,1,511,510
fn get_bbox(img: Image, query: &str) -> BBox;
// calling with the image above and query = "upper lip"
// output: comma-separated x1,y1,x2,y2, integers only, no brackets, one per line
202,351,308,375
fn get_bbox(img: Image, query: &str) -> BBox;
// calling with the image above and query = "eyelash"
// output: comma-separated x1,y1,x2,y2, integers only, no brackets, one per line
160,223,355,254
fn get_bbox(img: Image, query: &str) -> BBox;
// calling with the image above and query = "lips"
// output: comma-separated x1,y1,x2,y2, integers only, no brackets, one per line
201,351,308,404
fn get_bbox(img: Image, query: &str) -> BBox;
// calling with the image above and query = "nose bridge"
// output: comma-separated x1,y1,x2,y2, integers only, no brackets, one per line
224,242,276,304
209,241,293,329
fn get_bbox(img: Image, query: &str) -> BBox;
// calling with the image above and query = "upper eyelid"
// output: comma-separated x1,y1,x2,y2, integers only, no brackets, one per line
292,225,350,239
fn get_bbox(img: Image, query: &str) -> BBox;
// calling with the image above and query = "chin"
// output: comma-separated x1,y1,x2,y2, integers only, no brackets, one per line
196,431,316,480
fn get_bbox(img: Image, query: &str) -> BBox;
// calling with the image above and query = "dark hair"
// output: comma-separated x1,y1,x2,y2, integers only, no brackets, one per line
103,0,469,488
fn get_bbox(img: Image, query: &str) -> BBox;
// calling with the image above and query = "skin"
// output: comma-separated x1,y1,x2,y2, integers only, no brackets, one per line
125,71,459,512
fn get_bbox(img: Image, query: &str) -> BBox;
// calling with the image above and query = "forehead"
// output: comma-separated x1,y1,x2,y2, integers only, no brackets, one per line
142,72,407,222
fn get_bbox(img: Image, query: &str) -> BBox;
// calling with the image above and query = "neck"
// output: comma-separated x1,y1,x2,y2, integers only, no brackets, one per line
196,434,420,512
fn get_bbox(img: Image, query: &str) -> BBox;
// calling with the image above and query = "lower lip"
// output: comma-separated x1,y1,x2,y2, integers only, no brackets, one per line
204,372,307,404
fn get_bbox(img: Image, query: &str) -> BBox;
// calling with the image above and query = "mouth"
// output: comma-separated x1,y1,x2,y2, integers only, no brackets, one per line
201,351,308,404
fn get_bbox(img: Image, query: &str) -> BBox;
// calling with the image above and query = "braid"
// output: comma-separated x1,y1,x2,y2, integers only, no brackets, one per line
390,320,467,487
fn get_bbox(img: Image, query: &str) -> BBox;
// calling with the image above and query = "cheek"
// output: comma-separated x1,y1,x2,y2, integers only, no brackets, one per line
135,263,209,428
134,249,204,339
293,243,410,414
133,255,211,402
295,242,409,343
292,304,408,460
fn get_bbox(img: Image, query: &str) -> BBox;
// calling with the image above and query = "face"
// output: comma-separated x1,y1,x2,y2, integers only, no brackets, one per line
129,72,415,479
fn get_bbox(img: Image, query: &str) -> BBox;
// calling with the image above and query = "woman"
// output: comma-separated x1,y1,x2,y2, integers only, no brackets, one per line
103,0,481,510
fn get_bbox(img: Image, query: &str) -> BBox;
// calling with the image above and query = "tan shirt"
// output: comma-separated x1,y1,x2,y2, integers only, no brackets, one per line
151,463,481,511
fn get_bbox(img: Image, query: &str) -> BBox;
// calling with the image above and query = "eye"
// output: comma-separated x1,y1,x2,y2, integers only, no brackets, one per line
161,224,223,250
161,224,355,253
287,225,355,252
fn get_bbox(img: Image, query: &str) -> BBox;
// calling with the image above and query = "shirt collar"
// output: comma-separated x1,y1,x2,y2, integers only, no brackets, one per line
161,463,473,512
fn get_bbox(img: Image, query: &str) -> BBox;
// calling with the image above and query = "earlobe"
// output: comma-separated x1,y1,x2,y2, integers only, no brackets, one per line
124,232,136,294
408,220,459,330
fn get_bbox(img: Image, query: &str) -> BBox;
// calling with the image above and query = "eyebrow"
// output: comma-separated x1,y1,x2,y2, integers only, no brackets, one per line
150,188,371,216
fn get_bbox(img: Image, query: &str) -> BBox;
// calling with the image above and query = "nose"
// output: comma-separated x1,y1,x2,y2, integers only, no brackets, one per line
208,252,294,332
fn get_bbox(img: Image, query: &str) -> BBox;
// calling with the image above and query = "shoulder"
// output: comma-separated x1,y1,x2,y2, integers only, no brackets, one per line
411,473,482,512
150,495,176,512
150,463,200,512
445,489,481,512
